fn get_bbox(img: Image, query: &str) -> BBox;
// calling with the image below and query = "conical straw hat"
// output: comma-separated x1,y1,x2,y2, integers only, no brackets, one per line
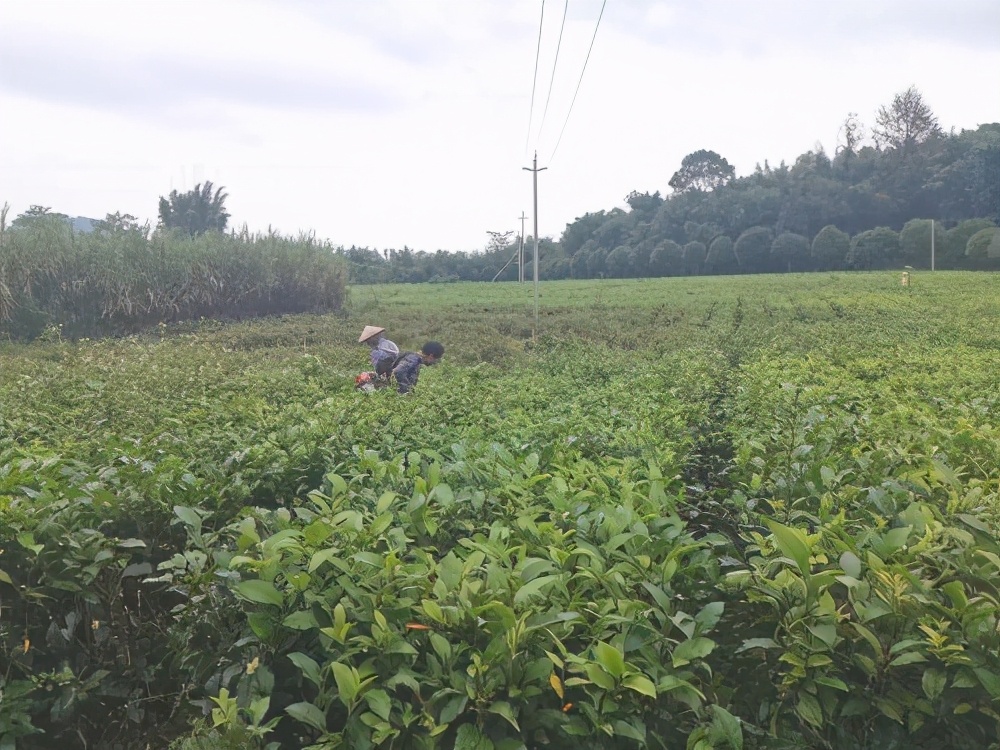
358,325,385,343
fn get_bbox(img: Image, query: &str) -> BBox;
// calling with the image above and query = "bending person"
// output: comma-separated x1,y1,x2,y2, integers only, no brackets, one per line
392,341,444,394
358,325,400,377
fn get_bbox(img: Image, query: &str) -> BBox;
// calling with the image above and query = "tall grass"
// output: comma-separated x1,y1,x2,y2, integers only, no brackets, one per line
0,211,347,339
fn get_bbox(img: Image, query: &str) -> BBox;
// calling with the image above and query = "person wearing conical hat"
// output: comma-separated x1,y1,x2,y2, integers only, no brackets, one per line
358,325,399,377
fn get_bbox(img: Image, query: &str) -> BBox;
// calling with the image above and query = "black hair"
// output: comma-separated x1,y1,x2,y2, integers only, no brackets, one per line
422,341,444,358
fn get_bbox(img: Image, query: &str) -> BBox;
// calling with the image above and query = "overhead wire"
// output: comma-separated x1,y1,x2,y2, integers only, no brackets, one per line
524,0,546,156
535,0,570,147
548,0,608,163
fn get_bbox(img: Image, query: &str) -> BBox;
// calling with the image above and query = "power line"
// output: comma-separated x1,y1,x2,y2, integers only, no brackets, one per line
548,0,607,163
524,0,546,155
536,0,569,145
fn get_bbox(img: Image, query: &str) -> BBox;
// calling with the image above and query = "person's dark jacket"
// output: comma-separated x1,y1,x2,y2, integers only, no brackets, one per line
392,353,424,393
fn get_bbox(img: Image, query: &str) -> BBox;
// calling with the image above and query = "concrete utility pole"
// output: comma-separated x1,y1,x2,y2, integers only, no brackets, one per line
931,219,935,271
518,212,528,283
522,152,546,335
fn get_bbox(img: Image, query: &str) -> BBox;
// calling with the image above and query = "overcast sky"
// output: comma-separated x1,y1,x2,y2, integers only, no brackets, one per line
2,0,998,251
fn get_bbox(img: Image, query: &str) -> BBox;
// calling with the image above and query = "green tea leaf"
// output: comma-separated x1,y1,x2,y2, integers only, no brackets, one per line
308,548,341,573
594,641,626,679
488,700,520,730
332,661,359,703
235,579,284,607
286,701,327,732
709,705,743,749
941,580,968,610
16,533,43,555
883,526,912,553
839,551,862,579
815,676,849,692
287,652,322,687
796,693,823,728
440,694,468,724
365,689,392,721
455,724,495,750
672,637,716,667
766,519,811,574
612,720,646,742
173,505,202,531
622,674,657,698
889,652,927,667
922,668,946,701
282,610,318,630
736,638,778,653
584,663,617,690
695,601,725,633
376,491,397,514
973,667,1000,698
512,574,560,606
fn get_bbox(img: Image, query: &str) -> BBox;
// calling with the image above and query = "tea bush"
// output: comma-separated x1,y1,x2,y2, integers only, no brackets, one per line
2,272,999,749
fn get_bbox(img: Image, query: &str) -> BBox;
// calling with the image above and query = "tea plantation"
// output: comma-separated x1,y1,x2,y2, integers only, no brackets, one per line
2,272,999,749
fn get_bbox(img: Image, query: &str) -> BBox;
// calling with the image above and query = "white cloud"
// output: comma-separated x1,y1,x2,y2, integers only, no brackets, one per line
1,0,998,252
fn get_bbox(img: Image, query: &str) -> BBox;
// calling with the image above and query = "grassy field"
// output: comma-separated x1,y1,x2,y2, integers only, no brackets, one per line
2,271,999,749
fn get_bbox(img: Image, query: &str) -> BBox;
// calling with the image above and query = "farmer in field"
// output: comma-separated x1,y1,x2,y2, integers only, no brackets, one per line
358,325,400,377
392,341,445,394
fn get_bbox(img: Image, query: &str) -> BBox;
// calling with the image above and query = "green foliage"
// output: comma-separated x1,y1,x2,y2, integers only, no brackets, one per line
733,227,774,273
158,181,230,236
810,225,849,270
669,150,736,194
769,233,809,273
648,240,684,277
965,227,1000,261
605,245,634,278
945,219,994,265
847,227,899,270
899,219,946,268
3,273,1000,748
705,236,736,275
683,241,707,276
873,86,941,151
336,92,995,284
0,222,348,339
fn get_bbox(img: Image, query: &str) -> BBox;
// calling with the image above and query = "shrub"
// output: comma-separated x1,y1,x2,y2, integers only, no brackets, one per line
0,222,347,339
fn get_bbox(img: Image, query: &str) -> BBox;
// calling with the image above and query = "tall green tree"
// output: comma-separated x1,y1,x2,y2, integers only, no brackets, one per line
733,227,773,273
965,227,1000,262
835,112,865,176
899,219,945,268
624,190,663,219
705,235,736,274
770,232,810,272
682,241,706,276
945,219,995,267
605,245,634,278
11,205,69,228
561,211,608,257
95,212,144,233
873,86,941,153
158,181,230,236
648,240,684,277
968,125,1000,222
811,225,850,270
847,227,899,270
668,150,735,194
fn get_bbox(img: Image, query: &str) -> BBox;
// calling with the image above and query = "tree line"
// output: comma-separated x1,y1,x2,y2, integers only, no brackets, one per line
346,87,1000,282
7,86,999,291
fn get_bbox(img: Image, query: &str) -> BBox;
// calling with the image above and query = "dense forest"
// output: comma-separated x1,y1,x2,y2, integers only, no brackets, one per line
344,88,1000,283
